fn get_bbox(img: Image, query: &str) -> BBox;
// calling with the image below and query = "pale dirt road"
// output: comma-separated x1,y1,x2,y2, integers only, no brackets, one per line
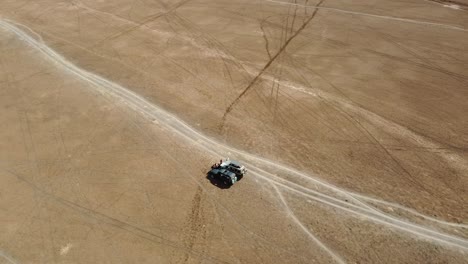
1,0,468,263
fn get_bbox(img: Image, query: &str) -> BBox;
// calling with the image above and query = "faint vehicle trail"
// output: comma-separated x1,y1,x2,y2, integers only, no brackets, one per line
272,184,346,264
425,0,468,10
2,169,230,264
248,168,468,249
0,250,19,264
1,18,468,254
220,0,325,129
87,0,193,49
266,0,468,32
350,193,468,228
260,73,468,174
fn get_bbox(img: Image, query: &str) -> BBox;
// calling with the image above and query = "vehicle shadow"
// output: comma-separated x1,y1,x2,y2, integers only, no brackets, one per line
206,173,231,189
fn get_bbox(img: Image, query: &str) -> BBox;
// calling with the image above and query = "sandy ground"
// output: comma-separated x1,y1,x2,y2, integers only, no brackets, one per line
1,0,468,263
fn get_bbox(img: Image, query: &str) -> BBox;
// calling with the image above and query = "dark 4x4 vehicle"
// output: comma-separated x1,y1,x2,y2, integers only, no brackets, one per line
208,159,247,186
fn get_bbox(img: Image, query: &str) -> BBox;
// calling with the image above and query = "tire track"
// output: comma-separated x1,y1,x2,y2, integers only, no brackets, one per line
0,250,19,264
426,0,468,10
266,0,468,31
2,169,229,264
181,186,207,263
272,184,346,264
87,0,193,50
220,0,325,129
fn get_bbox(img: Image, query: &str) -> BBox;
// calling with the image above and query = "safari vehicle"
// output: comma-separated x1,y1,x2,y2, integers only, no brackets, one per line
208,159,247,186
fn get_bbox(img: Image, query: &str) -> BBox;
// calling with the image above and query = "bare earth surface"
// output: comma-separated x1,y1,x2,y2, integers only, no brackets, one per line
1,0,468,263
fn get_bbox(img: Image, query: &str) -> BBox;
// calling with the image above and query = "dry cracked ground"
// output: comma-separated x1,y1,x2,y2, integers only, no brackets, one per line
1,0,468,263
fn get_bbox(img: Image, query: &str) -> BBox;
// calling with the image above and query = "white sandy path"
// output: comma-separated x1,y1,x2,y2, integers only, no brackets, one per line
272,184,346,264
0,250,19,264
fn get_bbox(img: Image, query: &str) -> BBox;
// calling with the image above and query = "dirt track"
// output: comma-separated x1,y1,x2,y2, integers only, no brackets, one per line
1,0,468,263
